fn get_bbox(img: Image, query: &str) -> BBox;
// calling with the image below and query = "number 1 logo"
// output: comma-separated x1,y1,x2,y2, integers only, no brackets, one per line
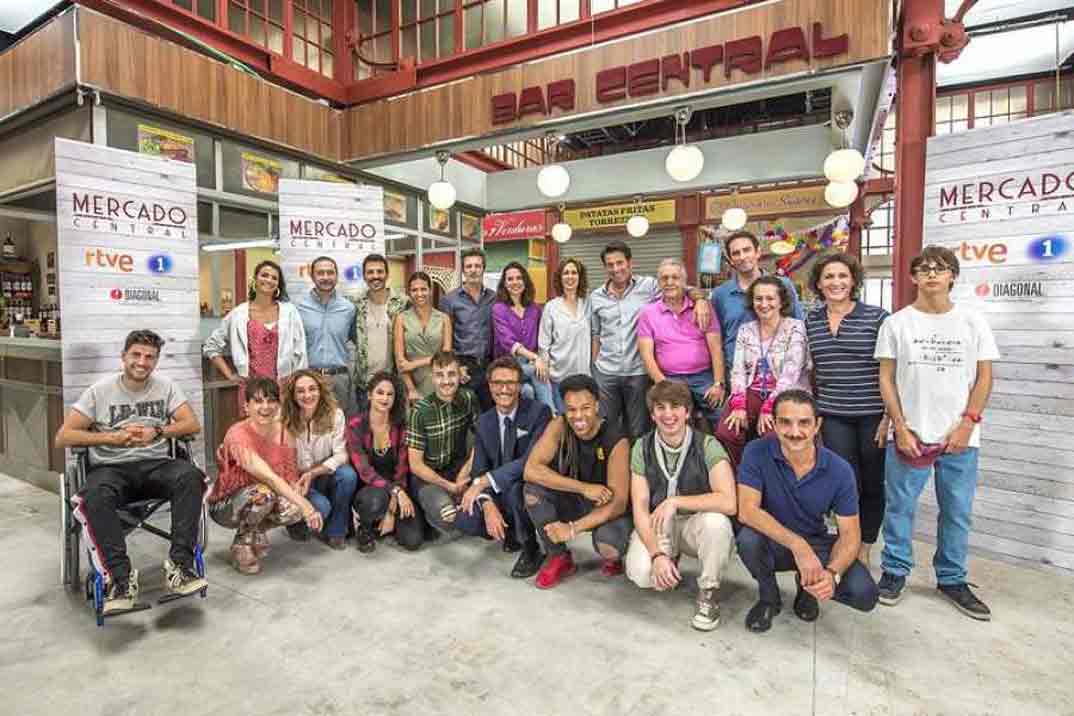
1028,235,1069,262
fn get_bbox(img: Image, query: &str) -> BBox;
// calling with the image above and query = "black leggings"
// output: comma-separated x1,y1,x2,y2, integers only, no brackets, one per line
353,485,424,551
820,413,886,544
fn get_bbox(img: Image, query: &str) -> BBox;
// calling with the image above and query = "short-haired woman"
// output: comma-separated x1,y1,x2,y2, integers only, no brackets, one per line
208,377,323,575
281,369,359,549
537,258,591,415
493,261,555,410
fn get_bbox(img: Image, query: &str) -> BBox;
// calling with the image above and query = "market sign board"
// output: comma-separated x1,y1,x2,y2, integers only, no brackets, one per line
922,110,1074,570
564,199,676,231
704,185,829,221
482,210,546,242
54,138,205,461
277,179,386,299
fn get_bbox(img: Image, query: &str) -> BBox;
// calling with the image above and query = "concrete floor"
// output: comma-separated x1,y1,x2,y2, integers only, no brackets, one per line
3,473,1073,716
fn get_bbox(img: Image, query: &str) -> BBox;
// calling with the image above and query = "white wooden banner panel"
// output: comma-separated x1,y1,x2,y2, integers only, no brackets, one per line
55,138,206,465
922,111,1074,571
277,179,385,299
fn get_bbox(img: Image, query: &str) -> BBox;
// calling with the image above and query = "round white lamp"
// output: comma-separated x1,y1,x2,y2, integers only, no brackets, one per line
665,144,705,182
551,221,572,243
824,180,859,208
626,214,650,238
537,164,571,198
721,207,748,231
823,148,866,184
427,180,456,210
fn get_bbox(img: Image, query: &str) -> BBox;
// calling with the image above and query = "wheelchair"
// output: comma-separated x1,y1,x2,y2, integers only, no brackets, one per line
60,437,210,626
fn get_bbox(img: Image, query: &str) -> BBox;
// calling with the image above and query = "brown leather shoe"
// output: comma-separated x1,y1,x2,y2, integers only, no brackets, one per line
231,544,261,575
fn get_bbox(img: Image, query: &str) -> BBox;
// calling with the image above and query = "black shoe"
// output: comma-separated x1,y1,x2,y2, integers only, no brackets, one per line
356,527,376,554
511,548,543,579
793,587,820,622
877,572,906,606
502,530,522,553
287,523,311,542
745,600,781,633
937,583,991,621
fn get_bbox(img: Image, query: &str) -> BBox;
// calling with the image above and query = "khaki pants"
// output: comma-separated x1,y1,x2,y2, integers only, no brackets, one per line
625,512,735,590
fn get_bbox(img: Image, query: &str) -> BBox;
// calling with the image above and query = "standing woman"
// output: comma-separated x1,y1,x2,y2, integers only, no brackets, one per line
204,260,307,411
280,369,359,549
347,372,423,553
208,377,323,575
806,253,889,566
715,276,810,470
537,258,591,415
394,271,452,403
493,262,555,409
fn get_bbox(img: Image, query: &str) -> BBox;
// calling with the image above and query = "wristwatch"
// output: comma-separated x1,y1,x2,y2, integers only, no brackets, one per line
390,485,402,497
153,425,165,441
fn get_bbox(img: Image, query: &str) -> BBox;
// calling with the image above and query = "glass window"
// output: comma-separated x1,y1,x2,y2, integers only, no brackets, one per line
861,277,893,313
197,201,214,236
293,0,335,77
219,206,270,238
227,0,284,53
864,198,894,256
221,142,299,197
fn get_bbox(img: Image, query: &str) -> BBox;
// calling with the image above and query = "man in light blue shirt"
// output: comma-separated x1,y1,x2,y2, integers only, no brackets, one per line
296,256,357,415
710,231,802,372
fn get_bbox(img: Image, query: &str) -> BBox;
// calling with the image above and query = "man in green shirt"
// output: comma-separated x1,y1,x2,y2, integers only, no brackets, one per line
407,350,479,537
352,253,408,409
625,380,737,631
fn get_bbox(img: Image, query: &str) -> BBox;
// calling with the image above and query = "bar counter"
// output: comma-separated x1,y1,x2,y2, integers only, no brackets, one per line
0,336,238,493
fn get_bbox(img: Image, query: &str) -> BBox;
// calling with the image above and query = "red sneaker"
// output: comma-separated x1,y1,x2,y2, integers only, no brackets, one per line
535,552,577,589
600,558,624,577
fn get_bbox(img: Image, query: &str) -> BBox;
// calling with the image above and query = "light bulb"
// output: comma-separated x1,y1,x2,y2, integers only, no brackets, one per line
551,222,572,243
665,144,705,182
427,180,456,210
823,149,866,183
537,165,571,198
824,180,859,208
721,207,748,231
626,214,649,238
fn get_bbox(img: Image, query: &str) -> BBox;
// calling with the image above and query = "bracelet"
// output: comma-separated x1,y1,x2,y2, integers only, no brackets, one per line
650,551,667,562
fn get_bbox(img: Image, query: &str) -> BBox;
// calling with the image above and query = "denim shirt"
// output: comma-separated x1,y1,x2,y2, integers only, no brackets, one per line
440,285,496,362
296,288,357,369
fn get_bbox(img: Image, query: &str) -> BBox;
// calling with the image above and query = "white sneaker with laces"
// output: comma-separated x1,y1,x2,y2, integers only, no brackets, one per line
692,587,721,631
164,559,208,596
102,569,139,615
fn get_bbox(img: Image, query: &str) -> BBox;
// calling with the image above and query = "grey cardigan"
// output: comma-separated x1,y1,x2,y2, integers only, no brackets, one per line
203,301,308,378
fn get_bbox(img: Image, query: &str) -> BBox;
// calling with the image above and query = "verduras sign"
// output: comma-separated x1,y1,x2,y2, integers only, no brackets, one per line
482,210,547,242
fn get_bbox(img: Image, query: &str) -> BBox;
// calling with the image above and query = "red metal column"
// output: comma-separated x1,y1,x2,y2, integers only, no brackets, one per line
847,185,867,260
892,0,944,309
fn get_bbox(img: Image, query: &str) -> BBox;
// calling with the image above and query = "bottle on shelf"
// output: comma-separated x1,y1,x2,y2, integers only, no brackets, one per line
2,234,15,260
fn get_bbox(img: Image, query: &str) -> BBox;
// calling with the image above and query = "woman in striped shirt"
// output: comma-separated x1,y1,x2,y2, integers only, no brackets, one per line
805,253,890,567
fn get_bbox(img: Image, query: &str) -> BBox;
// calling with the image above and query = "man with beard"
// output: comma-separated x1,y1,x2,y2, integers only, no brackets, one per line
440,248,496,411
296,256,358,415
352,253,409,409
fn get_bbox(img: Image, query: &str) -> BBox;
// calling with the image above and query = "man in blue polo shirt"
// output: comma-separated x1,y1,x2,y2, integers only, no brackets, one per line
710,231,802,373
735,389,877,633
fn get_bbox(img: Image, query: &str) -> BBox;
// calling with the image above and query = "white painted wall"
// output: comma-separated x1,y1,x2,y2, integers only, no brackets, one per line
365,157,487,209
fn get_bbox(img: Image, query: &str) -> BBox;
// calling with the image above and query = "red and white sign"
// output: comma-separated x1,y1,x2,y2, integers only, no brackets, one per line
481,210,547,242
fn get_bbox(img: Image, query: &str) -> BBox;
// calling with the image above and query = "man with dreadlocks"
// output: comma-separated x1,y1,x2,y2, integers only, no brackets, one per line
523,374,632,589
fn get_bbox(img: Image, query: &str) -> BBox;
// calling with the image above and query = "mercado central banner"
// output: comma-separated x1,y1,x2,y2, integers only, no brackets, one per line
278,179,385,299
923,111,1074,570
54,138,205,462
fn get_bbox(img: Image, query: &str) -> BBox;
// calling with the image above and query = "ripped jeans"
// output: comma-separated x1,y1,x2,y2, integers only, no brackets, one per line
209,483,304,546
523,483,632,558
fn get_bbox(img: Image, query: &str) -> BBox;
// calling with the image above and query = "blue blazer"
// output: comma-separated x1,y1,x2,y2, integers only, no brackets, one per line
471,397,552,493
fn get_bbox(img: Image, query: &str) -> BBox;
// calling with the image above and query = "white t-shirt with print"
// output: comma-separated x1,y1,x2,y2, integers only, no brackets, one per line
874,304,1000,447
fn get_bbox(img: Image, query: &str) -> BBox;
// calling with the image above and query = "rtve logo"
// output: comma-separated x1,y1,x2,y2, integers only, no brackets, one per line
84,248,173,274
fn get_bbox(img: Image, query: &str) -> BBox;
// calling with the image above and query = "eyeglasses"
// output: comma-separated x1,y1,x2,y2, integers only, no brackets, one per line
914,264,952,277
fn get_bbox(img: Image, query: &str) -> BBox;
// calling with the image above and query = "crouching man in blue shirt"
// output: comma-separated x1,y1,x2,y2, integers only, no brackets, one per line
736,389,878,633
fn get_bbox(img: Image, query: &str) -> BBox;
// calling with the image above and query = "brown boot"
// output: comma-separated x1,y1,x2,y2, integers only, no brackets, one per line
230,543,261,575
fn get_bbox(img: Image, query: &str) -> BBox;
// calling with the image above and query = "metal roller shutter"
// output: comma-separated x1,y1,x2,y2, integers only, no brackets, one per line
557,231,683,286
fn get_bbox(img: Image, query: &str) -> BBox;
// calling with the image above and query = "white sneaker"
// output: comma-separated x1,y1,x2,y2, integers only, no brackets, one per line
102,569,139,615
164,559,208,596
692,588,721,631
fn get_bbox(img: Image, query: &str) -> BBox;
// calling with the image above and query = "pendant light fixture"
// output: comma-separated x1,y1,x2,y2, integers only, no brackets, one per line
537,132,571,198
427,150,457,210
626,195,650,238
665,106,705,183
551,203,572,243
824,110,865,207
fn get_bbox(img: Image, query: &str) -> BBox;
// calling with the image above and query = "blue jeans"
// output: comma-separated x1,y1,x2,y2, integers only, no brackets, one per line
881,444,979,586
307,465,359,538
517,356,556,413
549,380,566,415
667,370,722,426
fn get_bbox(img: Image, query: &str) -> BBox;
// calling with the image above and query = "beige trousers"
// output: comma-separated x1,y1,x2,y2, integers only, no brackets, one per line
625,511,735,590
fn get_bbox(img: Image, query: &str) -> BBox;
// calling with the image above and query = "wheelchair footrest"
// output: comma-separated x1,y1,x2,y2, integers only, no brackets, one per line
157,588,206,605
102,602,153,619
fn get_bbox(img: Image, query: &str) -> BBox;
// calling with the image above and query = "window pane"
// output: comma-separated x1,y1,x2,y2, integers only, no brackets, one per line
1010,85,1027,114
421,0,437,19
485,0,504,44
375,0,391,32
197,0,216,20
269,0,283,21
992,89,1009,116
591,0,614,13
506,0,526,37
322,21,332,47
560,0,579,23
322,51,334,77
375,34,392,63
228,3,245,32
174,0,193,11
219,206,269,238
420,20,436,61
935,96,951,123
402,0,417,25
402,25,417,59
951,93,968,120
269,23,283,53
249,0,265,14
309,44,321,71
1034,82,1055,113
251,16,266,46
974,91,990,119
198,201,213,237
322,0,334,17
465,5,482,49
293,37,306,63
537,0,556,29
439,14,454,57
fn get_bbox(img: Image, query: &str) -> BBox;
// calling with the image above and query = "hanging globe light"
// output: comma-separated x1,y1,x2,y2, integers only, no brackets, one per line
665,144,705,183
823,148,867,184
626,214,650,238
551,222,572,243
427,151,456,210
721,207,748,231
537,164,571,198
825,180,859,208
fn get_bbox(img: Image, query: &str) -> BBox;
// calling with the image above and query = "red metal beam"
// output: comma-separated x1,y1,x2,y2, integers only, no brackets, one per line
453,151,514,173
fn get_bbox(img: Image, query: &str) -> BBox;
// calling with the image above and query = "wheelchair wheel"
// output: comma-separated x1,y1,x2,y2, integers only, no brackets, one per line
60,469,81,589
194,545,207,598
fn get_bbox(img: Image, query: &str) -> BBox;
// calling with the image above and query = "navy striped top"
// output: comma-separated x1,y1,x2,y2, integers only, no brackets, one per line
805,302,889,417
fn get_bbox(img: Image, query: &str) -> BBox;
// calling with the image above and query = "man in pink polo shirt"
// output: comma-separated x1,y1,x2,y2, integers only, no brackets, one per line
637,258,726,429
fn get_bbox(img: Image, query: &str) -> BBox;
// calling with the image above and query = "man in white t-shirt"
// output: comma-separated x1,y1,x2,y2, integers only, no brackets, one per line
56,329,207,616
873,246,1000,621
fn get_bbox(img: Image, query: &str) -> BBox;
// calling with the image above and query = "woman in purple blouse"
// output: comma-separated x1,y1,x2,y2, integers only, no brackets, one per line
492,262,556,410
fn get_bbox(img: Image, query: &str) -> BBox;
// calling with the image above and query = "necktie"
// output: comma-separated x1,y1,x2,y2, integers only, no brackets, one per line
501,416,514,464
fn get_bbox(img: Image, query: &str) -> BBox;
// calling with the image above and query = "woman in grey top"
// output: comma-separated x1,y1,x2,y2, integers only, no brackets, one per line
537,257,591,415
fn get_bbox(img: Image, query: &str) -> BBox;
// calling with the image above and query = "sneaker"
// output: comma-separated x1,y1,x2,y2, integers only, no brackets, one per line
877,572,906,606
793,586,820,622
535,552,577,589
692,588,721,631
102,569,139,615
511,546,543,579
164,559,208,596
937,583,991,621
600,558,624,577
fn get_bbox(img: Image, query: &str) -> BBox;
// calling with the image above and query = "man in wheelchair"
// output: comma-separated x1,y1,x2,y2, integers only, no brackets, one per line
56,329,208,615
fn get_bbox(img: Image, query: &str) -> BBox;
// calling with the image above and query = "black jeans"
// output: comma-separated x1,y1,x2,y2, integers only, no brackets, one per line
455,479,536,549
736,526,878,611
72,458,206,583
458,355,493,412
523,483,633,558
821,413,886,544
353,484,424,551
593,368,652,441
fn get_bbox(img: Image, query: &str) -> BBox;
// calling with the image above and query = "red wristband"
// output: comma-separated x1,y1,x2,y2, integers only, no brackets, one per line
961,411,982,424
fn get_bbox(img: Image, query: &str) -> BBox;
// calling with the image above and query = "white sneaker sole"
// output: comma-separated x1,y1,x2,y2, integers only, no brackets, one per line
877,590,904,606
691,614,720,631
